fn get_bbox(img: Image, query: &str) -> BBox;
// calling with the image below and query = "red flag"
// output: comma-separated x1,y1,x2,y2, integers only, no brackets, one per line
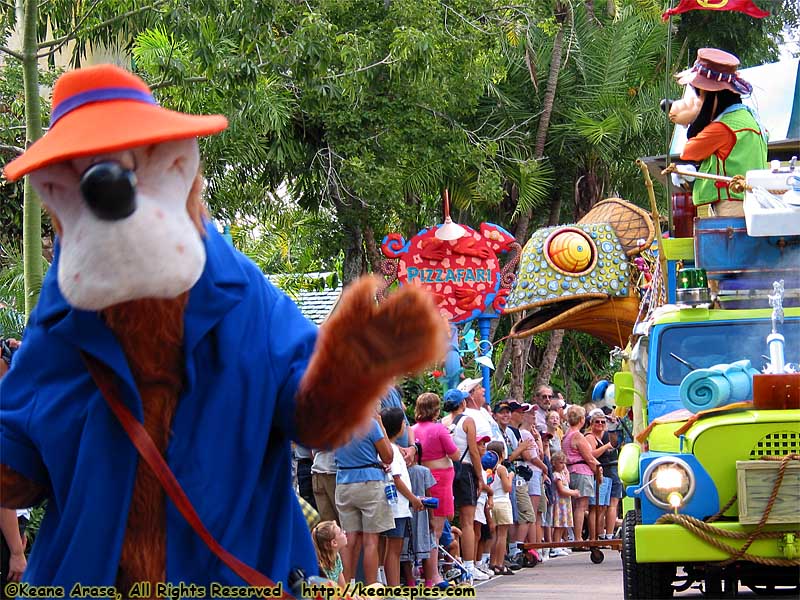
662,0,770,20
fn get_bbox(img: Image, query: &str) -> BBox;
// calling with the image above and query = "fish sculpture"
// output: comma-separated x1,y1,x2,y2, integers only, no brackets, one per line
505,198,655,346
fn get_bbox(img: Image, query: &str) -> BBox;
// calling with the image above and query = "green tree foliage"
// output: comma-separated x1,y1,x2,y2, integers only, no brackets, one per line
2,0,794,398
0,62,58,248
674,0,799,66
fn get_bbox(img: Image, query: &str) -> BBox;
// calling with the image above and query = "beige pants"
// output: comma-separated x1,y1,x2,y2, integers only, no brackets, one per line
312,472,339,524
699,200,744,217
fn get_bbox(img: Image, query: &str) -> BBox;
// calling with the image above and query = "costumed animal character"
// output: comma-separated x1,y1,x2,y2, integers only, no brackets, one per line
503,198,654,347
0,65,447,594
665,48,768,218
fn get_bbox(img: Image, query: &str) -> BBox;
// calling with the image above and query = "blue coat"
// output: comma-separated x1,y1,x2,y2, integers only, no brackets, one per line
0,224,319,595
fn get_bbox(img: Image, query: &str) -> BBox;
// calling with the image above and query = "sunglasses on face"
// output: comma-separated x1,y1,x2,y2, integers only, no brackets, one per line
593,419,606,424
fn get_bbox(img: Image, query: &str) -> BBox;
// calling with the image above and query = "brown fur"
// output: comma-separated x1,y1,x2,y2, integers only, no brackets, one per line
186,171,208,234
101,294,187,593
0,465,47,509
295,276,448,449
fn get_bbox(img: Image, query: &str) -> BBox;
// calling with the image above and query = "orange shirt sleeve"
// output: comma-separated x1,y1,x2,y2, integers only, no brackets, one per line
681,121,736,162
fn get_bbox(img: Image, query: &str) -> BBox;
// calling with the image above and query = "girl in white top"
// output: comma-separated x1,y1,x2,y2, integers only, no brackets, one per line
486,441,515,576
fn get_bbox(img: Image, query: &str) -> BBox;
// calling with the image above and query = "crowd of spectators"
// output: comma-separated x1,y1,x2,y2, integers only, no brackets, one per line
296,379,628,592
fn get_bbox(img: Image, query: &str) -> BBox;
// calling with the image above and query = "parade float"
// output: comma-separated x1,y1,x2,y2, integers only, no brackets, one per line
507,56,800,598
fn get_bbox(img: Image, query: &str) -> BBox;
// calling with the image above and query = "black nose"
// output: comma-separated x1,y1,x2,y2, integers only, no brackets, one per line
80,162,137,221
660,98,673,113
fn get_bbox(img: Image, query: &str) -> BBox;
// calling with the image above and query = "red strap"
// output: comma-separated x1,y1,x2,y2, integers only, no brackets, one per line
82,353,292,596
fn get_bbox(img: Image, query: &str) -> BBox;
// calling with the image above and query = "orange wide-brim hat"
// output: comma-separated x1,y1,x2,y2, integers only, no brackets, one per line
4,64,228,182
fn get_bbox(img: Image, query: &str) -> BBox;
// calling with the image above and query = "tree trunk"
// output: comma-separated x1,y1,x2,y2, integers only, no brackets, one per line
509,328,527,402
536,329,564,388
363,224,382,274
548,192,563,226
21,0,44,317
509,18,566,399
341,220,363,284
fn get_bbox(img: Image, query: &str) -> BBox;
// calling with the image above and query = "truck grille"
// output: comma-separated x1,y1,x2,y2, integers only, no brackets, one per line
749,431,800,458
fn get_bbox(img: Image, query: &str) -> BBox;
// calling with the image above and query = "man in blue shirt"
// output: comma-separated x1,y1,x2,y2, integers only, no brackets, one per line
334,417,393,584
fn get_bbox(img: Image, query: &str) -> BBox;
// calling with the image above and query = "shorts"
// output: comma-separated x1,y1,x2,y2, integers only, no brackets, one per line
453,465,478,508
514,484,536,523
335,480,395,534
589,477,612,507
312,472,338,524
384,516,411,538
510,477,521,523
492,498,514,526
527,468,543,496
538,480,548,514
609,472,624,499
569,472,595,498
440,520,454,547
474,495,487,525
543,502,554,527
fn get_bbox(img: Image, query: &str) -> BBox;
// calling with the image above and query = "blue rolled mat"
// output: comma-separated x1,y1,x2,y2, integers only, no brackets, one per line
681,369,732,412
721,360,759,402
680,360,758,413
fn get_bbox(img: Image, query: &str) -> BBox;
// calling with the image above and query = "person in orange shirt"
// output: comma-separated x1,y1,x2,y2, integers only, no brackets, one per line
669,48,768,217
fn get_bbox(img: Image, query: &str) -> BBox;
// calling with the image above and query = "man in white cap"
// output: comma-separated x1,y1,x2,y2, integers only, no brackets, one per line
458,378,503,443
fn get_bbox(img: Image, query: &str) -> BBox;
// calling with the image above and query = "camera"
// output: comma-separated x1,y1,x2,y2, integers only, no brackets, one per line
1,339,18,366
515,464,534,481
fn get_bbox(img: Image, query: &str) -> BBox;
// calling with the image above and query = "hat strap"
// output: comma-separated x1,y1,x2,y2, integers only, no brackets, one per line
691,61,752,95
51,87,157,126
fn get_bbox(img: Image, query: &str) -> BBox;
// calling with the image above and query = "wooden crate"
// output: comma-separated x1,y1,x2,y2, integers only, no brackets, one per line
736,460,800,525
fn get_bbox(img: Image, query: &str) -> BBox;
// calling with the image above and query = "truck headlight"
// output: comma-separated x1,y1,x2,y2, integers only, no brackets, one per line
642,457,695,510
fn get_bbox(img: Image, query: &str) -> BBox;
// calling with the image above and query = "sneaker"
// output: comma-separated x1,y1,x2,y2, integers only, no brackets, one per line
549,548,562,558
475,562,494,577
470,566,490,581
554,548,571,557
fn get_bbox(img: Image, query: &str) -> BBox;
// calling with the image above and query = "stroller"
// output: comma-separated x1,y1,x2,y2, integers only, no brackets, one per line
438,540,472,585
402,518,472,586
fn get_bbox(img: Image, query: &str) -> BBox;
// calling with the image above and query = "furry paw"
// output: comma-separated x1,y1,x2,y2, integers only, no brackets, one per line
295,276,447,448
0,464,47,509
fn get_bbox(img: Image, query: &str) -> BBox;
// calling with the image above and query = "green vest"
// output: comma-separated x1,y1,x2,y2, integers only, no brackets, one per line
692,106,767,206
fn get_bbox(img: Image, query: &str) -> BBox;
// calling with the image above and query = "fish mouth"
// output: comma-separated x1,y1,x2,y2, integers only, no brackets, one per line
509,294,640,347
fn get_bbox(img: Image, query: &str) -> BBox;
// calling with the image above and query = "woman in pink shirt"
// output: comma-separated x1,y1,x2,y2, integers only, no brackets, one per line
562,404,599,545
412,392,462,582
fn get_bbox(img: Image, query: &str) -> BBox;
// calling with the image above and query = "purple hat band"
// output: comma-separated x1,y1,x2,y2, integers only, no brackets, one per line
690,61,752,95
50,87,158,127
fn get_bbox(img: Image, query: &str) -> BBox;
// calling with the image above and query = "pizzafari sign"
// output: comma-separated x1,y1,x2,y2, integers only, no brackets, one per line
381,223,517,324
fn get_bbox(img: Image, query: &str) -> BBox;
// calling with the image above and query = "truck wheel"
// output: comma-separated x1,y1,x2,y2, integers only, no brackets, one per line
622,509,675,599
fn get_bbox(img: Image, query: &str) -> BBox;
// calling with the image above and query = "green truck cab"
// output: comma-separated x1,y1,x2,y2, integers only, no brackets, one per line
616,217,800,598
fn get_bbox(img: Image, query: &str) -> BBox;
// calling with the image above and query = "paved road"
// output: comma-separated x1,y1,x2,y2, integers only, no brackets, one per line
473,550,626,599
472,550,767,598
